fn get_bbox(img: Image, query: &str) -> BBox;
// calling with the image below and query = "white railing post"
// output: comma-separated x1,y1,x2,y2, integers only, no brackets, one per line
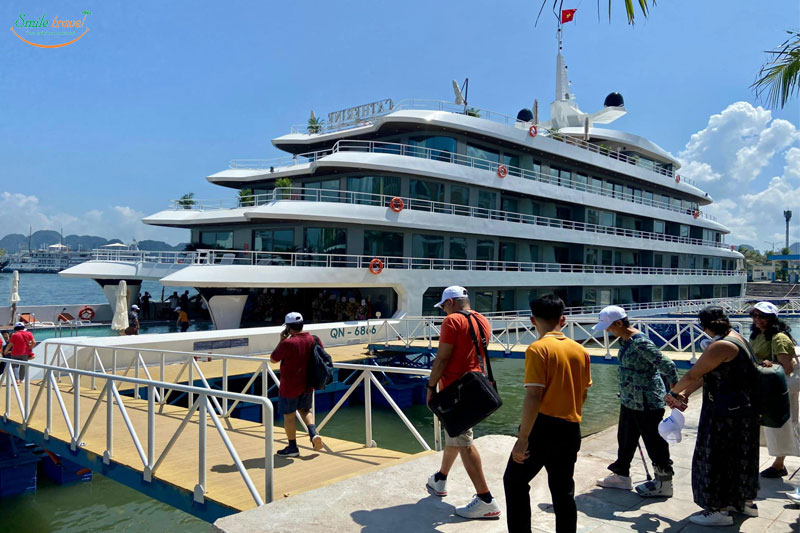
45,369,52,439
188,358,194,407
72,373,81,450
364,371,374,447
104,378,113,464
145,384,154,482
222,358,228,415
195,395,207,503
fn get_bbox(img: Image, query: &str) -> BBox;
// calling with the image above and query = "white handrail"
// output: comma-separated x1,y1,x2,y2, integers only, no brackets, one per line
0,356,274,507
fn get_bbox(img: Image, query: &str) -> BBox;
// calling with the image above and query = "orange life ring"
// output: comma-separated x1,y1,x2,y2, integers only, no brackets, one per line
78,306,95,321
497,164,508,178
675,174,681,183
369,258,384,275
389,197,404,213
692,210,700,219
528,125,538,138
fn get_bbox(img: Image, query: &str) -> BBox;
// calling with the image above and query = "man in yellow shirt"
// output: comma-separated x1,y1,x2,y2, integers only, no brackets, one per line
503,295,592,533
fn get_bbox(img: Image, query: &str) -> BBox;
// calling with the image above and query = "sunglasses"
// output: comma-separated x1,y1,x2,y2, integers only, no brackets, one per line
749,312,768,319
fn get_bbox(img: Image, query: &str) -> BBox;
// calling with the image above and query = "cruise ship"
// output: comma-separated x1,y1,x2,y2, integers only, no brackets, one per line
5,244,93,274
61,40,745,329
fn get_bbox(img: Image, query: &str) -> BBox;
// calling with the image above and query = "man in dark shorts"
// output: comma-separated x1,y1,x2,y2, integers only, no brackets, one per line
270,312,324,457
6,322,35,383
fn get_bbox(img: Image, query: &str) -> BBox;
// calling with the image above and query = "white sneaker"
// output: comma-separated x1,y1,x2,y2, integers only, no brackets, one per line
426,473,447,497
787,489,800,504
689,510,733,527
455,495,501,520
635,479,673,498
596,473,632,490
311,434,324,451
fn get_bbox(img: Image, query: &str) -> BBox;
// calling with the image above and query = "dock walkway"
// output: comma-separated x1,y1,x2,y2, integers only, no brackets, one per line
213,392,800,532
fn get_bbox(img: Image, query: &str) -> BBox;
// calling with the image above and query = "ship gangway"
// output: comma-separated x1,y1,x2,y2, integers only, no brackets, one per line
0,343,440,522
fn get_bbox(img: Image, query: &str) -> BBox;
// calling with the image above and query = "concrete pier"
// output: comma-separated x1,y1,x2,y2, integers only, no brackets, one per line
213,396,800,532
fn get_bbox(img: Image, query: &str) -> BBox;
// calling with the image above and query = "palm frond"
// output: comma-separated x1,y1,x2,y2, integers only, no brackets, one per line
752,30,800,109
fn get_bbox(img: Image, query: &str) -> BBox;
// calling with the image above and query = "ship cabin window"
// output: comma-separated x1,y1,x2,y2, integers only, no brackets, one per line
364,230,403,257
702,229,715,242
499,242,517,263
304,227,347,255
614,250,638,267
586,208,614,227
199,231,233,250
466,143,499,170
502,153,520,170
409,135,457,162
652,286,664,302
253,229,294,253
501,197,518,214
574,173,588,191
643,191,654,205
670,197,682,210
474,291,494,313
477,190,497,217
679,286,689,300
522,159,542,177
450,185,470,215
654,254,663,268
409,179,444,206
680,225,690,238
347,176,401,205
476,240,495,262
549,166,571,187
613,183,625,198
449,237,468,270
304,178,341,202
589,177,603,194
412,234,444,259
653,220,666,234
529,245,539,262
497,290,515,312
633,188,643,202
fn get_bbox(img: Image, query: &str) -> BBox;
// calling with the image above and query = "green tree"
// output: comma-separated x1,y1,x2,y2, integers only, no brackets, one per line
275,177,293,199
239,188,254,207
465,107,481,117
0,248,6,257
540,0,652,25
177,193,195,209
752,30,800,109
307,111,324,134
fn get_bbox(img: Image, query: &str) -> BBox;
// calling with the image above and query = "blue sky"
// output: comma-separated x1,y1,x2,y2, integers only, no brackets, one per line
1,0,798,248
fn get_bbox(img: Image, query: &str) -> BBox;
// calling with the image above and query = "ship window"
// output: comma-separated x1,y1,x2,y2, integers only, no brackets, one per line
680,225,690,238
613,184,624,198
671,197,682,210
409,136,457,162
450,185,470,206
589,177,603,194
477,190,497,214
643,191,654,205
549,166,570,186
502,153,520,169
529,245,539,262
412,234,444,259
587,209,614,227
304,227,347,255
474,291,494,313
476,240,495,261
601,250,613,265
199,231,233,250
499,242,517,262
466,143,499,170
583,288,597,306
654,254,663,268
497,290,515,312
364,230,403,257
501,197,518,214
652,286,664,302
304,178,341,202
585,247,599,265
614,250,637,267
654,220,665,234
409,179,444,205
253,229,294,252
449,237,467,260
574,173,588,191
347,176,401,205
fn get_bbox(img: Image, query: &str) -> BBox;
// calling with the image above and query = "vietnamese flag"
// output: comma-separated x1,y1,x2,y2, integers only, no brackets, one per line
561,9,576,23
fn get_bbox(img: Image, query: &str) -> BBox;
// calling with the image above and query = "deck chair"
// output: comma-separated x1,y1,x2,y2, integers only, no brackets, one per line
18,313,37,325
219,253,236,265
57,312,76,323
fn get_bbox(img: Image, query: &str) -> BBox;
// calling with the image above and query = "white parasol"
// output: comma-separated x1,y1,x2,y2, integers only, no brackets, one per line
9,270,20,324
111,280,129,332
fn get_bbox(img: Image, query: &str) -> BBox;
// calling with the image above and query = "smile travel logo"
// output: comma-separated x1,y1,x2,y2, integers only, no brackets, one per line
10,10,91,48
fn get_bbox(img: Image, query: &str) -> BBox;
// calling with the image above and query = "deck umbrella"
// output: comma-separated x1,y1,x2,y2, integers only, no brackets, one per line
111,280,129,333
9,270,19,325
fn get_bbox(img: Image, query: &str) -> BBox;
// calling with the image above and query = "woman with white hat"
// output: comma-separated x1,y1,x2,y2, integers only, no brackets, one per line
747,301,800,478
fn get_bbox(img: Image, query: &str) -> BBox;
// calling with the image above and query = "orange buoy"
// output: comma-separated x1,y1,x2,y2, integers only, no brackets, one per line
389,197,404,213
675,174,681,183
528,125,537,137
693,211,700,219
369,258,384,275
497,164,508,178
78,306,95,321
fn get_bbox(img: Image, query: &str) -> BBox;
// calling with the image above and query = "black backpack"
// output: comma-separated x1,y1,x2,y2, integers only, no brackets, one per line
307,335,334,390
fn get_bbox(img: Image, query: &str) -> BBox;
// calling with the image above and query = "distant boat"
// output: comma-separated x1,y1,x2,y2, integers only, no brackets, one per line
2,244,93,274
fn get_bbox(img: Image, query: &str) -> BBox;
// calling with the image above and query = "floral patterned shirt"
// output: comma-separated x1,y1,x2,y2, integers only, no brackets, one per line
617,333,678,411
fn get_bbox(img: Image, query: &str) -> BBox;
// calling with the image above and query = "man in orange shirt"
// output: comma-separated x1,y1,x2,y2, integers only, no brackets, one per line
503,295,591,533
425,286,501,520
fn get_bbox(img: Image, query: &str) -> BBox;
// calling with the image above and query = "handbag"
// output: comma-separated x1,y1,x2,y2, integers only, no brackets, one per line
428,311,503,438
771,337,800,394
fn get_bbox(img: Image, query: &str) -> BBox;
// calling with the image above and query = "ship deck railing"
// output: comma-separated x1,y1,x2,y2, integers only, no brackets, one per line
283,99,695,186
174,186,726,251
89,248,745,278
226,139,709,219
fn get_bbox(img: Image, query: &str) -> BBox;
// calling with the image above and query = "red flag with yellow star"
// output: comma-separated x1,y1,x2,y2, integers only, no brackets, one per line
561,9,576,23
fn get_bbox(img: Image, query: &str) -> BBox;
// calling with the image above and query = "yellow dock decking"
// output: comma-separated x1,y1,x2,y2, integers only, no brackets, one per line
0,376,428,514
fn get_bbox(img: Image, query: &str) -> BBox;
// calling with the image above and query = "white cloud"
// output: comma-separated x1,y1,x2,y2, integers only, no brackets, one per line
0,193,186,245
679,102,800,250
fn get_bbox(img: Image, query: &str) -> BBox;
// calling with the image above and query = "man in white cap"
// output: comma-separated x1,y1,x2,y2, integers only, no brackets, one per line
425,286,501,520
270,312,324,457
126,305,140,335
593,305,679,498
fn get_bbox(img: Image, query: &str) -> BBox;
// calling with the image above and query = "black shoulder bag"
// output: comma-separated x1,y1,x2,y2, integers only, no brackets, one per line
428,311,503,438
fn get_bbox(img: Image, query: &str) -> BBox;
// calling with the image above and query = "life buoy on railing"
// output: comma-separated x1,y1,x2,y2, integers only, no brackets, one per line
528,125,538,138
497,164,508,178
389,197,404,213
78,306,95,321
369,258,384,275
693,211,700,219
675,174,681,183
